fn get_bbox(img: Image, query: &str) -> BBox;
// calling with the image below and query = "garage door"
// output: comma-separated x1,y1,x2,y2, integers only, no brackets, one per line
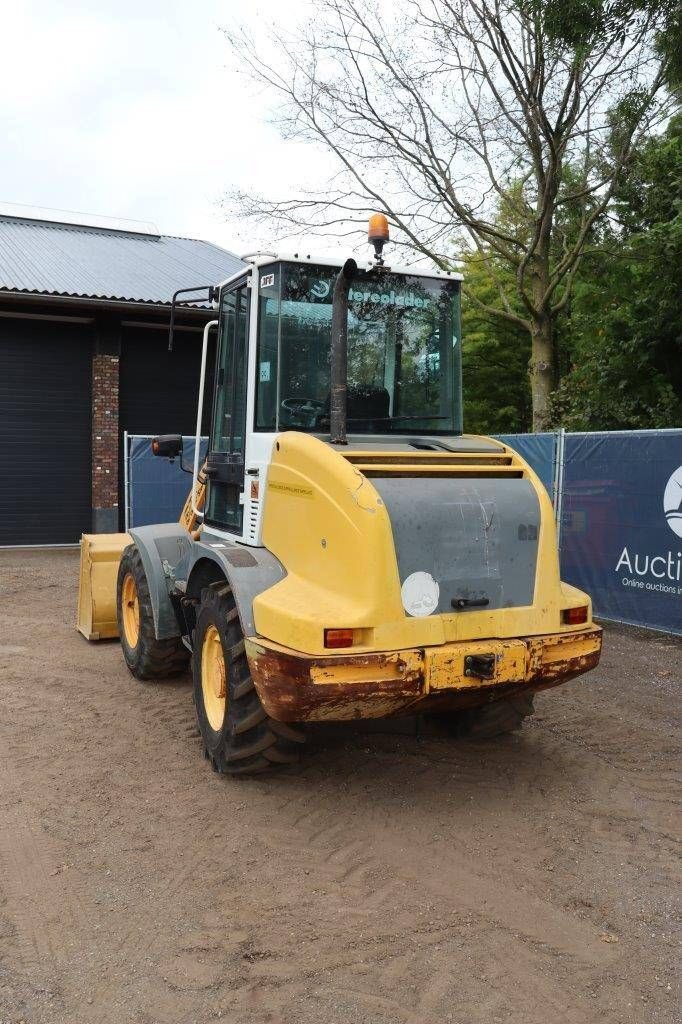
0,319,92,545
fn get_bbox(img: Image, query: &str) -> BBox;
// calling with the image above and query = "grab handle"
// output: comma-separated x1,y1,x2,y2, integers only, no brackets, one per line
192,319,218,519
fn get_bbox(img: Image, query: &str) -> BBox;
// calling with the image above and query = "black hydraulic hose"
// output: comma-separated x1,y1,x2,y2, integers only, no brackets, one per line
330,258,357,445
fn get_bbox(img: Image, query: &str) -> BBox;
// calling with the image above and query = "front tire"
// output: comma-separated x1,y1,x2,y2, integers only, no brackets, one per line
192,583,305,774
116,545,189,680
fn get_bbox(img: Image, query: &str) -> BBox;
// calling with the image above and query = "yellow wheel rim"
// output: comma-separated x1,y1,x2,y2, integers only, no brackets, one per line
201,624,227,731
121,573,140,648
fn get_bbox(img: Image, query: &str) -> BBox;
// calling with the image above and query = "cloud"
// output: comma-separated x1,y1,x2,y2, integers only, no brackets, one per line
0,0,343,257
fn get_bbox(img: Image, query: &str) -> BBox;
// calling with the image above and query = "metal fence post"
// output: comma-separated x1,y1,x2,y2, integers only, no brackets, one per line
551,429,560,509
123,431,130,533
554,427,566,550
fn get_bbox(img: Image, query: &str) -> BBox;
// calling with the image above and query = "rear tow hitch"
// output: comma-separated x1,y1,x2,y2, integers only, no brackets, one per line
451,597,490,610
464,654,496,679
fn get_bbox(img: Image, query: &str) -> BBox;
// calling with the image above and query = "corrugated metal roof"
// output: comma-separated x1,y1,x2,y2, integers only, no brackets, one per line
0,215,245,306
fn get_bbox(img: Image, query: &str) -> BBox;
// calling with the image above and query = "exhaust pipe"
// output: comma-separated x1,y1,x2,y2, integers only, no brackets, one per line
330,258,357,445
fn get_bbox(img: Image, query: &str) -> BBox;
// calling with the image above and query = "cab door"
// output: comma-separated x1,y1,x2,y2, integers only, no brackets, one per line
204,277,250,533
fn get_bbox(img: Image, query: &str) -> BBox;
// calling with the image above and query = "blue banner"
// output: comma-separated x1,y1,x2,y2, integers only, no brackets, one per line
496,432,557,503
560,431,681,634
128,435,208,528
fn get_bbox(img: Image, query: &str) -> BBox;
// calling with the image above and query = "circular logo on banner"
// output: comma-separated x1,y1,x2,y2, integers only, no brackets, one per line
401,571,440,617
663,465,682,538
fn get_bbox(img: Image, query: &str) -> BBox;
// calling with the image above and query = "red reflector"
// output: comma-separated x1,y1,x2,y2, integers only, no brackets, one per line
151,440,159,454
324,628,354,649
562,606,588,625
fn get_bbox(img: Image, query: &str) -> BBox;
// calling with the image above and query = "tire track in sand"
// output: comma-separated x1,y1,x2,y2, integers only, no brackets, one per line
0,753,97,990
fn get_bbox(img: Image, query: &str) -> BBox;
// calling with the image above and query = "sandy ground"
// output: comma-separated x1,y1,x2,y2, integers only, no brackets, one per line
0,548,679,1024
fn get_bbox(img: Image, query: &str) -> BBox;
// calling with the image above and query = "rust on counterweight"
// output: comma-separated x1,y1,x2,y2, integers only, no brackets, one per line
245,627,602,723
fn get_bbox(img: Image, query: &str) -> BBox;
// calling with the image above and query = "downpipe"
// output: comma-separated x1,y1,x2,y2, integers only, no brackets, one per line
329,258,357,445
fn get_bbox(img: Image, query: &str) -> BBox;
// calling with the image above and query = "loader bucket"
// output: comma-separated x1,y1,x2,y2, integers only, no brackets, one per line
76,533,131,641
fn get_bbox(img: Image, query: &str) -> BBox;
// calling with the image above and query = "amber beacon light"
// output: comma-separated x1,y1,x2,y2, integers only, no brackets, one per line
368,213,390,264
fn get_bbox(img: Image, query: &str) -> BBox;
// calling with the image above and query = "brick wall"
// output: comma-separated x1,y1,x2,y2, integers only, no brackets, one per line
92,352,119,530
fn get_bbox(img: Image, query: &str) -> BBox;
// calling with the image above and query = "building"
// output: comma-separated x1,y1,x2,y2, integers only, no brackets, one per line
0,211,244,546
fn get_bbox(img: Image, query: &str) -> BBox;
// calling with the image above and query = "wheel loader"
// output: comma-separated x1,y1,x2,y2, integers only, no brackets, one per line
77,214,602,773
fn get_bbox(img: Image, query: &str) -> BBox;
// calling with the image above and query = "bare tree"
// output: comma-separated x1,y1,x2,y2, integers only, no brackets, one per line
223,0,673,429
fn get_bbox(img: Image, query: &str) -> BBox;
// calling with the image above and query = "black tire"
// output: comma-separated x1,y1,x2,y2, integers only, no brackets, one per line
116,544,189,680
459,694,535,739
192,582,305,775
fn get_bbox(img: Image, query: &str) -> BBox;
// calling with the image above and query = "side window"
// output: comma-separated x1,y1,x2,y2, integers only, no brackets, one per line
211,284,248,453
255,265,279,430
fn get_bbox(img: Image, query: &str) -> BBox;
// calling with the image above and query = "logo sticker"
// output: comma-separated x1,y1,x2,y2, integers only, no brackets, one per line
310,280,330,299
260,273,275,289
268,481,313,499
664,465,682,538
401,571,440,617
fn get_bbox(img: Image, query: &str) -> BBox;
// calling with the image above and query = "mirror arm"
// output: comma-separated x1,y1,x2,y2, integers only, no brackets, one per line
168,285,218,351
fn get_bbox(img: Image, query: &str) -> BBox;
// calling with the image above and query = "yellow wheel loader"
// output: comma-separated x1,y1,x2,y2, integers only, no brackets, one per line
77,215,602,774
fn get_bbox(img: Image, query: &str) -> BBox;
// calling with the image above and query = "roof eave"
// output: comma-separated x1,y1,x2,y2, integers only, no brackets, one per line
0,288,214,318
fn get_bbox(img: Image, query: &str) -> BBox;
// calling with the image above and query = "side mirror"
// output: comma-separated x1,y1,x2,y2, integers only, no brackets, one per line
151,434,183,459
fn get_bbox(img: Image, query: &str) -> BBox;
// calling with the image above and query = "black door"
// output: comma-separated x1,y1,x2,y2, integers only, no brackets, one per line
119,324,216,437
118,323,216,525
0,319,92,545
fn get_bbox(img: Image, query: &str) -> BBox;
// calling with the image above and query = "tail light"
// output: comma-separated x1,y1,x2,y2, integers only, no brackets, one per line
324,628,354,649
562,606,588,625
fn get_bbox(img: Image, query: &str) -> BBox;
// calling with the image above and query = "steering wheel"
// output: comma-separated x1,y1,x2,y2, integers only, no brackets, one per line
280,397,326,427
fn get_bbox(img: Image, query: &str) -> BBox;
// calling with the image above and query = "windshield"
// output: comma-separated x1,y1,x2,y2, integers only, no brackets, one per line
255,262,462,435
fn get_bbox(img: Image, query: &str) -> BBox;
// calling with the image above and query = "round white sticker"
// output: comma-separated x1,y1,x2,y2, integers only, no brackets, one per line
401,571,440,617
664,465,682,538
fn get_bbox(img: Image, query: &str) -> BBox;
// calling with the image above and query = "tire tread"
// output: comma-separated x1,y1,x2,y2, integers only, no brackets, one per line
192,585,304,775
117,545,188,681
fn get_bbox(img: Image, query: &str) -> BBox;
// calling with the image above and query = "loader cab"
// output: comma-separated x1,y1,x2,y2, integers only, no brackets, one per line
254,260,463,435
201,256,463,543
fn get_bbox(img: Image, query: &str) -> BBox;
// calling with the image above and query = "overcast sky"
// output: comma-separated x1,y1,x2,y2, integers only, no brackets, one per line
0,0,342,256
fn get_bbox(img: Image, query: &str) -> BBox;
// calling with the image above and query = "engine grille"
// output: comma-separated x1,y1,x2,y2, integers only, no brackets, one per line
341,448,522,479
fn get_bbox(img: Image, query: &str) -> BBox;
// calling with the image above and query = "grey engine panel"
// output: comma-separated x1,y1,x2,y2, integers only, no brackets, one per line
372,477,540,612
